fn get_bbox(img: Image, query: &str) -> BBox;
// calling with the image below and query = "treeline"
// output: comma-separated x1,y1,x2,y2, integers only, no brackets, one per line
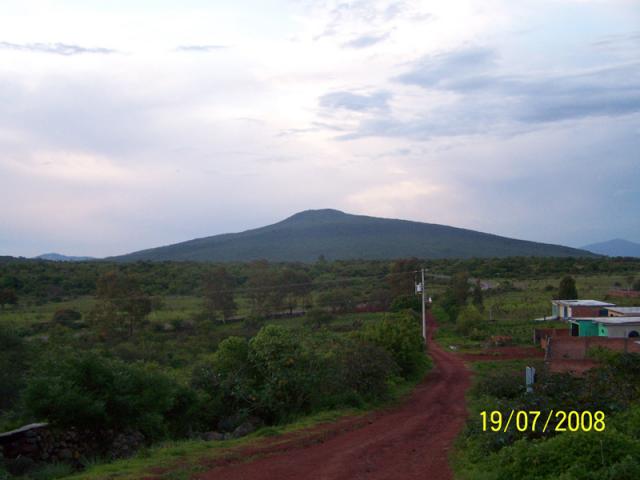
1,256,639,304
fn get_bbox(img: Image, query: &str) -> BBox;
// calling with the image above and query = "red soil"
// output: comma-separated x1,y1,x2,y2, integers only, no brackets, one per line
192,313,471,480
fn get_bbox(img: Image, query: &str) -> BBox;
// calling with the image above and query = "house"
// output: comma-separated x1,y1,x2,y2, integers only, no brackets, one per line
568,316,640,338
551,299,614,320
605,306,640,317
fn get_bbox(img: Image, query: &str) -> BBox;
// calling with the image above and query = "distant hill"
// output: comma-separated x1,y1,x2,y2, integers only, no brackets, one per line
110,209,594,262
35,253,95,262
581,239,640,257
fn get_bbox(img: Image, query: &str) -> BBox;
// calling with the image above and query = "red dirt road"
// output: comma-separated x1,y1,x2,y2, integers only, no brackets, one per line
195,314,471,480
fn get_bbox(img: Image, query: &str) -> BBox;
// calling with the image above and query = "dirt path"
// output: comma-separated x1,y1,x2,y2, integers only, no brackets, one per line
194,313,471,480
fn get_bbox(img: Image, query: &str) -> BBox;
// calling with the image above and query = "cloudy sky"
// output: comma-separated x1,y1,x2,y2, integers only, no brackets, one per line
1,0,639,257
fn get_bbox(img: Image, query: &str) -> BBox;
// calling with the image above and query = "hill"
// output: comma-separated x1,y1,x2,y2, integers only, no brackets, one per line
35,253,95,262
110,209,593,262
581,239,640,257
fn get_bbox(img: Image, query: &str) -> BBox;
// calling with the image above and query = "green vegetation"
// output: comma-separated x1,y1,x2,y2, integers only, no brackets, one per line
455,355,640,479
2,255,640,478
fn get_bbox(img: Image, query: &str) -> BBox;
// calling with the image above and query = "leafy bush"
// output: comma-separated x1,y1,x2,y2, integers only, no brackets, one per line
249,326,316,421
389,295,421,313
25,352,188,440
361,312,428,380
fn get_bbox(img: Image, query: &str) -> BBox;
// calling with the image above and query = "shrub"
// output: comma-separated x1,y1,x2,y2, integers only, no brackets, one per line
51,308,82,328
390,295,421,313
303,308,333,329
361,312,428,380
249,326,315,421
25,351,187,440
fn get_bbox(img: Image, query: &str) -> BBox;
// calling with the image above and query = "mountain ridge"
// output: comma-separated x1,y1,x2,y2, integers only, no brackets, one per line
110,209,594,262
581,238,640,257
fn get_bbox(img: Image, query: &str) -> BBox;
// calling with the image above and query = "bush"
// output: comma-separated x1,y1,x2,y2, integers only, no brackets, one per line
361,312,428,380
335,340,398,402
456,305,484,337
25,351,189,440
303,308,333,329
249,326,315,422
390,295,421,313
51,308,82,328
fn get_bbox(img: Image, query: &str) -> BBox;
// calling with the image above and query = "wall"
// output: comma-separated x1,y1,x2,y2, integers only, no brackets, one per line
0,423,145,473
606,325,640,338
545,336,640,361
571,306,606,318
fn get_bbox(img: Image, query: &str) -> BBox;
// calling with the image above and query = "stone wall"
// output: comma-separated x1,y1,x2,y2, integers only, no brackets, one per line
0,423,145,474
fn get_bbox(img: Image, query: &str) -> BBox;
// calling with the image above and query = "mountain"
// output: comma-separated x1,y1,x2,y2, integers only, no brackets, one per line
110,209,594,262
35,253,95,262
581,239,640,257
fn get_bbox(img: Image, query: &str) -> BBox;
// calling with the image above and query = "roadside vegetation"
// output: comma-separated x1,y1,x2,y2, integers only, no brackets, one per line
454,355,640,479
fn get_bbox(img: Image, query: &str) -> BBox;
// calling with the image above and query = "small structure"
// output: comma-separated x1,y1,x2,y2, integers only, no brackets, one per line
605,306,640,317
551,300,614,320
569,316,640,338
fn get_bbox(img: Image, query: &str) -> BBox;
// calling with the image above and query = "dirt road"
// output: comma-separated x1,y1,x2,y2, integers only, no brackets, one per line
195,314,471,480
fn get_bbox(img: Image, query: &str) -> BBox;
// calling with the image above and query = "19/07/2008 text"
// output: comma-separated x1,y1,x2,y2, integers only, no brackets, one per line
480,410,605,433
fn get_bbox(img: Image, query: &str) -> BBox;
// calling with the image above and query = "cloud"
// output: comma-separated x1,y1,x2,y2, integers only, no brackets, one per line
395,47,497,89
0,41,117,55
175,45,227,52
342,32,389,49
327,46,640,141
319,90,391,112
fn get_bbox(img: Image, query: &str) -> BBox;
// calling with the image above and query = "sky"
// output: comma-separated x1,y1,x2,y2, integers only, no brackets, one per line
0,0,639,257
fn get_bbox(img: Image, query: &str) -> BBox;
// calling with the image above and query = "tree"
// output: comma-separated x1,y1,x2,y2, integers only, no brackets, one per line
388,258,420,299
278,268,313,315
441,272,470,320
92,270,152,337
317,288,355,313
634,279,640,292
304,308,333,329
558,275,578,300
203,267,237,322
0,288,18,310
246,261,280,317
472,280,484,311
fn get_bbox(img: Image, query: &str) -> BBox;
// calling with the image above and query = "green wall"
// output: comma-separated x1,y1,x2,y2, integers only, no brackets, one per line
578,320,599,337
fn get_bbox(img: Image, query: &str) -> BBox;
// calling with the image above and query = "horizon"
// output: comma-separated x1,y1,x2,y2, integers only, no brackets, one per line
1,0,639,257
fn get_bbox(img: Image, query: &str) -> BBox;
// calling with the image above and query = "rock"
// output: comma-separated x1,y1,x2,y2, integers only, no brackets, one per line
230,421,256,439
202,431,224,441
59,448,73,460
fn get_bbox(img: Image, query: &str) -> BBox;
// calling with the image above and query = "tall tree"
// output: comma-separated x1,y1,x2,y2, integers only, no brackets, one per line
558,275,579,300
388,258,421,299
278,268,313,314
441,272,471,321
246,260,280,317
203,266,237,322
92,271,152,337
472,280,484,311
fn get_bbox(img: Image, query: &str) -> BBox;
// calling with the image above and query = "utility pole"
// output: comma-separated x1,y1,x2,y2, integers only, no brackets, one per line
421,268,426,341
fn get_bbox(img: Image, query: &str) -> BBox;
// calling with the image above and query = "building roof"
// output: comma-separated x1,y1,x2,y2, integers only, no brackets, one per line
552,299,615,307
571,317,640,326
606,306,640,315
